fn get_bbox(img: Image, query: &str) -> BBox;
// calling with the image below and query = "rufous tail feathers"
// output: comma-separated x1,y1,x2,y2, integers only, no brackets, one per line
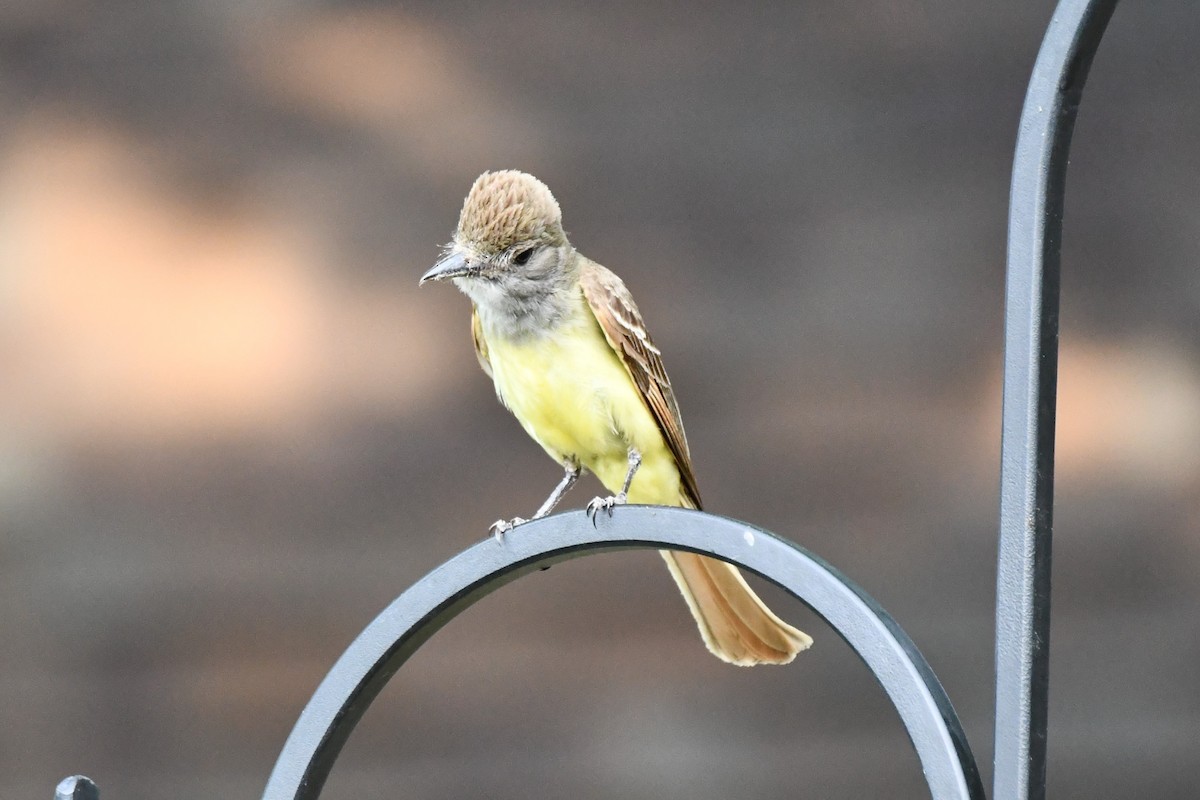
660,550,812,666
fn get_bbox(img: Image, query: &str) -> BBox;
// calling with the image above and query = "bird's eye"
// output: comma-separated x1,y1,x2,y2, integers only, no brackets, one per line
511,247,535,266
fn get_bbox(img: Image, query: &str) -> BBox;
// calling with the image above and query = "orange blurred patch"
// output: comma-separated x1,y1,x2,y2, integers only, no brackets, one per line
0,122,465,448
981,338,1200,490
1,123,323,441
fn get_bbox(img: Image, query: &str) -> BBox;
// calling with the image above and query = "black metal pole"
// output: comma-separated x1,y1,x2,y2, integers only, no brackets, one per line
994,2,1117,799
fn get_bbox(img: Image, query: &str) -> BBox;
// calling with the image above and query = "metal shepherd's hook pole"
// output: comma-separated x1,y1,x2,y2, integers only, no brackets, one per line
995,1,1117,799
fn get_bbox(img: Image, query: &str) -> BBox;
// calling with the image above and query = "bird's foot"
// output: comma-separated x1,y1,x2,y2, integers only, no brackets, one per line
489,517,527,543
585,493,627,525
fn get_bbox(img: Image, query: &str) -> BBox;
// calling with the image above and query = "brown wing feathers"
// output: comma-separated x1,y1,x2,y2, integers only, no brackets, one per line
580,259,811,665
579,259,703,510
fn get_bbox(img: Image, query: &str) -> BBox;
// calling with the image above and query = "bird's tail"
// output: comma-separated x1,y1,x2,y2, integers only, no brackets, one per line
660,550,812,666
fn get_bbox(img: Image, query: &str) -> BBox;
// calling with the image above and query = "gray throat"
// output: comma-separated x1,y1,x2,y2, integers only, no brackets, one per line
461,251,582,342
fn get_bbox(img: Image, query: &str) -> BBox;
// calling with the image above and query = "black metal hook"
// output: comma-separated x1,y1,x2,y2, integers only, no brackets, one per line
262,508,984,800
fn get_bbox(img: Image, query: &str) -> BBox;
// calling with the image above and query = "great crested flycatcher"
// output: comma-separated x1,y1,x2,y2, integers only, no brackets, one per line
421,170,811,666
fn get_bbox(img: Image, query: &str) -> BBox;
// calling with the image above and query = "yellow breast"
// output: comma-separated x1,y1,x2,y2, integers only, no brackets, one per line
482,311,683,506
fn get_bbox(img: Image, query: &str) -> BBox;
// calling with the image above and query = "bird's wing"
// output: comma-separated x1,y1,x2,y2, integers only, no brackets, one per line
579,258,703,509
470,306,493,378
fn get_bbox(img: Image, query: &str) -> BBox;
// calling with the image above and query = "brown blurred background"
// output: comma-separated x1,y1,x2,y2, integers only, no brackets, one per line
2,1,1198,798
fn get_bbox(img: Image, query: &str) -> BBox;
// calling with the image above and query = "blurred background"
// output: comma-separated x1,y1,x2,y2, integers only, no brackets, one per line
2,1,1198,798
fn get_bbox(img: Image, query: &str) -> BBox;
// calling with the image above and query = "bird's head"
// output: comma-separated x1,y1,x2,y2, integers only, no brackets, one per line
421,171,576,302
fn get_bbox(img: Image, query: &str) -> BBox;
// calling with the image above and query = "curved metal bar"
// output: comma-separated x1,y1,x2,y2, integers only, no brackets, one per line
263,507,983,800
996,2,1117,799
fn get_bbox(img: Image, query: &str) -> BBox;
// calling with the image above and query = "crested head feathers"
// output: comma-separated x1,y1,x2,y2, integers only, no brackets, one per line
455,170,567,253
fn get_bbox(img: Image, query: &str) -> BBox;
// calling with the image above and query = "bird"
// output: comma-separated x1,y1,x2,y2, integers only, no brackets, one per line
420,170,811,666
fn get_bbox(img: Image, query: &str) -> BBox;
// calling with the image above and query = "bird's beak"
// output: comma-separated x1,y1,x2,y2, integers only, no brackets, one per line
420,251,472,285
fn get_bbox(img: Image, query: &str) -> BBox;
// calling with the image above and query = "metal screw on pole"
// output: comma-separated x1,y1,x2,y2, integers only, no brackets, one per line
55,776,99,800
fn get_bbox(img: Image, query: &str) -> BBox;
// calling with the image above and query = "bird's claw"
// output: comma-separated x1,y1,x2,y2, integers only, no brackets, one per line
585,493,626,526
489,517,527,543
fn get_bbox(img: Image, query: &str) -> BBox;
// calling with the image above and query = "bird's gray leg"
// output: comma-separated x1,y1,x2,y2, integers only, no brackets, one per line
587,448,641,524
491,463,581,542
534,464,582,518
618,448,641,499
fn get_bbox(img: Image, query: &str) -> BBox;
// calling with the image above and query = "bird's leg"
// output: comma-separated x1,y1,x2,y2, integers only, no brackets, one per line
490,463,581,542
618,448,641,499
533,463,582,519
587,448,641,524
